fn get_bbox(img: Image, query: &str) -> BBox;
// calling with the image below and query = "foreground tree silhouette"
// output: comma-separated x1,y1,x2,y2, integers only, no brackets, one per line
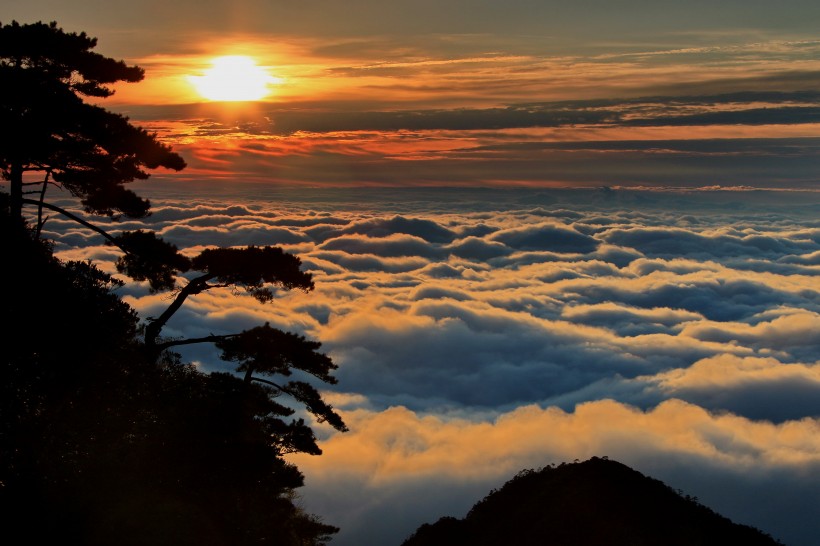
1,21,344,545
0,20,185,223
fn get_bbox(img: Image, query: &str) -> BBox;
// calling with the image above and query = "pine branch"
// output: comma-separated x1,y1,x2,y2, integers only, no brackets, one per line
154,333,240,351
21,198,125,251
144,273,216,347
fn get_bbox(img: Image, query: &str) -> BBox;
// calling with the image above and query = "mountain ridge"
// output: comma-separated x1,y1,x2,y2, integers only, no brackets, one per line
401,457,783,546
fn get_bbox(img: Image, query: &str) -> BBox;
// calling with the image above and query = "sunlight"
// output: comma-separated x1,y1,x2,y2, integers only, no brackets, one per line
188,55,280,101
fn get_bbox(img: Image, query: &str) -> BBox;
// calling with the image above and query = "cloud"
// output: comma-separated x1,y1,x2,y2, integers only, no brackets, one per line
488,223,599,253
679,311,820,362
266,105,616,134
411,285,473,302
625,106,820,127
780,249,820,265
586,353,820,422
602,226,817,259
317,295,758,411
446,236,512,260
562,302,703,336
43,184,820,546
330,216,458,243
310,250,429,273
290,400,820,546
318,234,447,259
417,262,466,278
561,271,816,322
159,222,310,247
259,91,820,135
165,133,820,188
135,93,820,138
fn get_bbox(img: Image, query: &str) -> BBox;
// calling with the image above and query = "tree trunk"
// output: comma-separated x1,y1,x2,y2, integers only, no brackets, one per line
144,274,214,348
9,161,23,220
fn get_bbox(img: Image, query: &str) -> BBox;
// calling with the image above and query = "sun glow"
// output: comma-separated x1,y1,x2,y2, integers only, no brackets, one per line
189,56,280,102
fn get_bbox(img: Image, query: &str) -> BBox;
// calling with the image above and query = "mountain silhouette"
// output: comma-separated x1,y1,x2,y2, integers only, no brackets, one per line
401,457,782,546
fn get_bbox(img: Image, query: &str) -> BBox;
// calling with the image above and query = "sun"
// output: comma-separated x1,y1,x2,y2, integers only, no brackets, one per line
189,56,279,102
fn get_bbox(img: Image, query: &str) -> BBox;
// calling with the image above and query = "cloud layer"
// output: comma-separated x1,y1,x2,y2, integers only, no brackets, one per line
42,185,820,546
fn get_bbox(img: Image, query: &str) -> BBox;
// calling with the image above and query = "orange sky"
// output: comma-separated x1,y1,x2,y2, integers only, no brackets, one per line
4,0,813,188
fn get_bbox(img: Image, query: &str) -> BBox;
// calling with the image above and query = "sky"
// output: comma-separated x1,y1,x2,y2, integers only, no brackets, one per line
5,0,820,189
4,2,820,546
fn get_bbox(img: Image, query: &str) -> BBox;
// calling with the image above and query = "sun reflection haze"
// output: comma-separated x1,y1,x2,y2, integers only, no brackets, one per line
189,55,281,102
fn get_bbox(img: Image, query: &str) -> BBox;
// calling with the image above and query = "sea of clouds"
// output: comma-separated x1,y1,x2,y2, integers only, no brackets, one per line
43,184,819,546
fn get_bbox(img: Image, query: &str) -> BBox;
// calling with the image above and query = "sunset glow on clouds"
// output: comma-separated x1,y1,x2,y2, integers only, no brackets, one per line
4,0,820,544
38,186,820,545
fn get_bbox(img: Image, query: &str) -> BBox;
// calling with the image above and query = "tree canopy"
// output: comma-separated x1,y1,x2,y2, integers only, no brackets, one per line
1,21,345,545
0,20,185,220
